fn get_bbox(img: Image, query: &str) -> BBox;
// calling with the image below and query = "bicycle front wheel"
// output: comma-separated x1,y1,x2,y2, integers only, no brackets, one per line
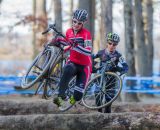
82,72,122,109
21,49,54,89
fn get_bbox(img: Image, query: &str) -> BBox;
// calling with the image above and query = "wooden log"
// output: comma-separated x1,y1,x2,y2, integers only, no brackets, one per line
0,99,160,115
0,113,160,130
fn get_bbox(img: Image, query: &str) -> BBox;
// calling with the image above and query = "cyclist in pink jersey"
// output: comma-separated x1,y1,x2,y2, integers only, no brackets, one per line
53,9,92,107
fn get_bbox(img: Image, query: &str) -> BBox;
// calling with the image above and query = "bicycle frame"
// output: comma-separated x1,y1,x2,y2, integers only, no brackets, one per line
99,59,116,89
40,27,71,81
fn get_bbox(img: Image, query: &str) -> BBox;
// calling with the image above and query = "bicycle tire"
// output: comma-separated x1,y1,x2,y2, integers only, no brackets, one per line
82,72,122,109
34,80,45,96
21,49,55,89
43,56,66,99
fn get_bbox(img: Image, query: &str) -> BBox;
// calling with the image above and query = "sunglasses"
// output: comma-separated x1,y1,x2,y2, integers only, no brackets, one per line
108,42,117,46
72,20,83,25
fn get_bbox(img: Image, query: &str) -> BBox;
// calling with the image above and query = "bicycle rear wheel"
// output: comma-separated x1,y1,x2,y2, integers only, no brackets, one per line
43,57,65,99
21,49,54,89
82,72,122,109
34,79,46,96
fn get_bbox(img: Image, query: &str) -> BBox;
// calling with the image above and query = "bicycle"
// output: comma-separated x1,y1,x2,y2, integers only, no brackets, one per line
82,59,123,109
21,24,73,99
58,58,123,111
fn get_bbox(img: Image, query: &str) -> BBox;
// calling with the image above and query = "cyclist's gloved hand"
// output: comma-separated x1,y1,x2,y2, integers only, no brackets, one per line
50,39,60,46
51,37,68,46
108,65,123,72
91,54,96,59
116,66,124,72
71,41,78,47
92,66,97,73
108,66,117,71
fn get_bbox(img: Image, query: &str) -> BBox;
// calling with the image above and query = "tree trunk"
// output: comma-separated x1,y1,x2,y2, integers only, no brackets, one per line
100,0,112,49
78,0,95,40
142,0,153,76
0,0,2,14
32,0,37,59
141,0,154,98
135,0,154,98
53,0,62,32
123,0,139,101
34,0,48,57
69,0,73,26
134,0,148,76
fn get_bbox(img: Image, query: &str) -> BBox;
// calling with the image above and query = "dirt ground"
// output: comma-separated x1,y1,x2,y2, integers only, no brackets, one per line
0,94,160,104
0,94,42,100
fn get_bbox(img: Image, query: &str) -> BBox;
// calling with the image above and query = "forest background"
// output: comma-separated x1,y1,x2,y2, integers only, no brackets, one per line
0,0,160,101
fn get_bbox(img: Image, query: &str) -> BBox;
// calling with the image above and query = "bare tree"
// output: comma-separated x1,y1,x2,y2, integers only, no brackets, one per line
134,0,148,76
69,0,73,26
100,0,112,49
142,0,153,76
53,0,62,32
78,0,95,40
123,0,139,101
141,0,154,98
32,0,37,58
33,0,48,56
0,0,3,15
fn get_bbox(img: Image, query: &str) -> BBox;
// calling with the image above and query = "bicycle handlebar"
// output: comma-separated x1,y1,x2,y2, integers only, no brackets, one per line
42,24,78,47
93,58,117,73
42,28,51,35
42,24,66,39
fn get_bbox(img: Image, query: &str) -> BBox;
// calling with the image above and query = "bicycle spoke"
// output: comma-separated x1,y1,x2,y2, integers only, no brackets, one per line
82,72,122,109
